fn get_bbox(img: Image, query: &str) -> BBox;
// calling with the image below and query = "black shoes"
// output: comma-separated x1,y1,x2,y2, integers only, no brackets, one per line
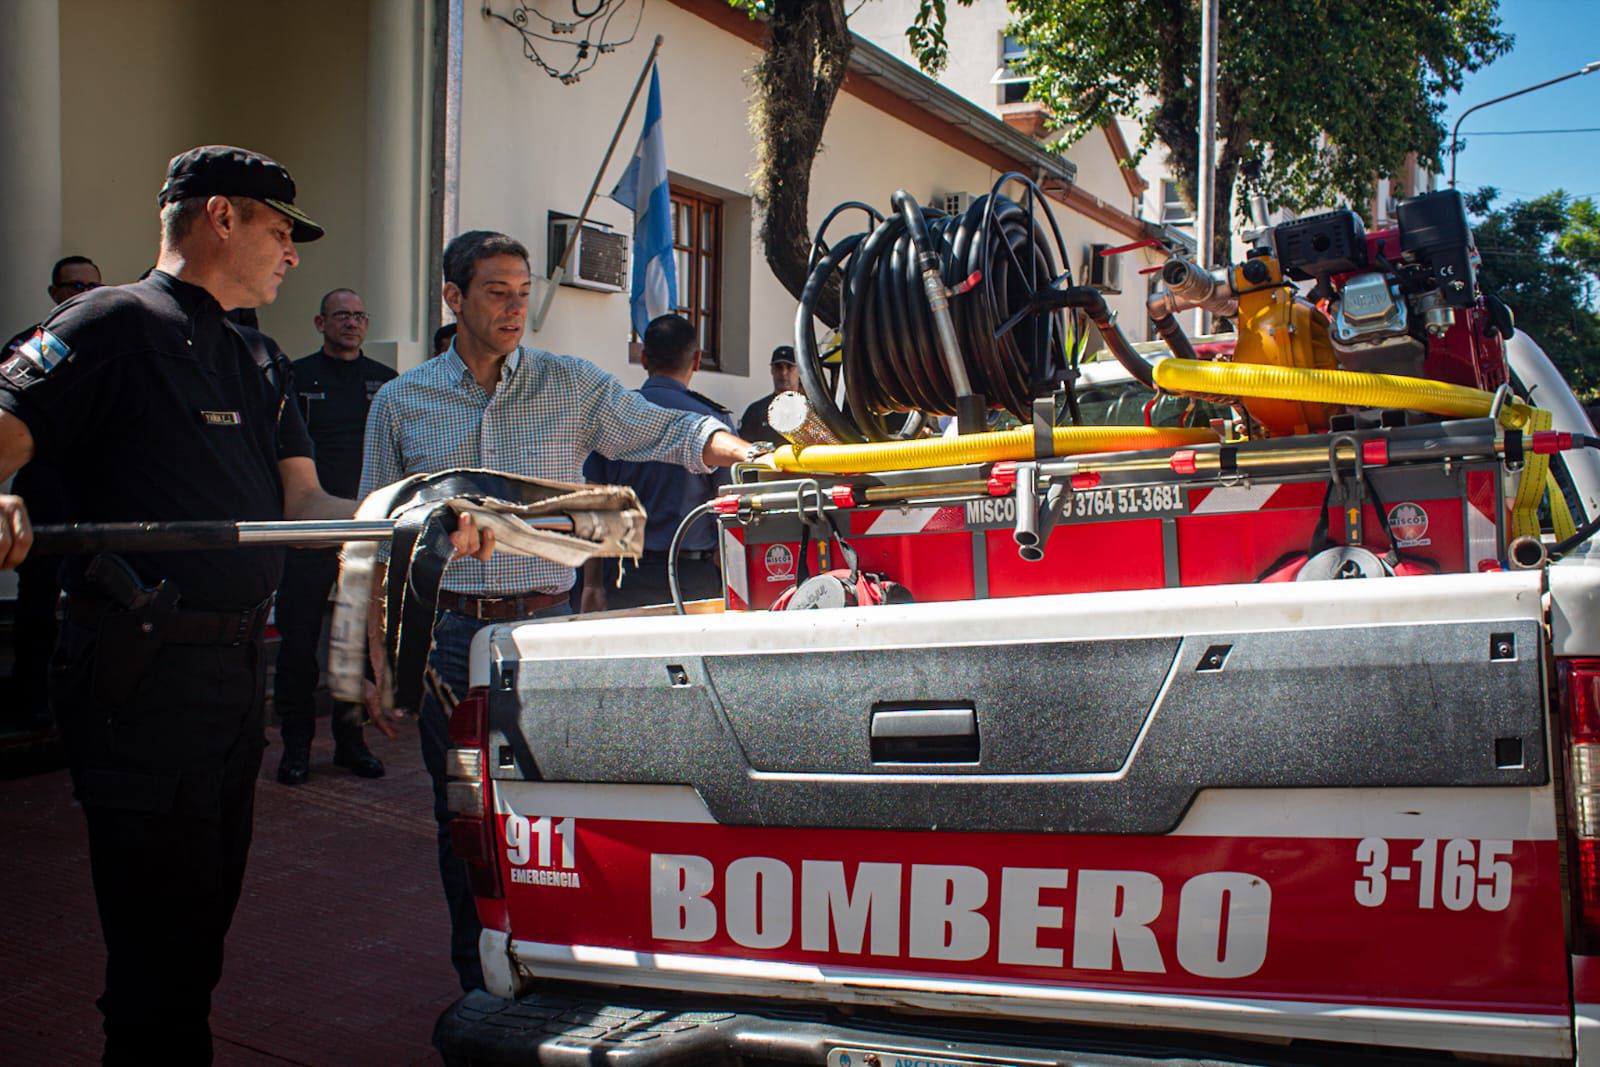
333,742,386,779
277,739,312,786
276,735,385,783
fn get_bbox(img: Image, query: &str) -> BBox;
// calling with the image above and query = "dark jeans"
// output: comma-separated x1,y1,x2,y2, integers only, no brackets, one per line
51,616,267,1066
420,602,571,991
273,548,363,747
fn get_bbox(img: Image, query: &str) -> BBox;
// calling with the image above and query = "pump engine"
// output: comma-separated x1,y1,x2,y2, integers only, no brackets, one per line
1270,189,1510,391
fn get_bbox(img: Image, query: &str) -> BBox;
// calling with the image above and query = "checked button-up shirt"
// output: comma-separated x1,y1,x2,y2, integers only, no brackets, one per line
359,344,723,595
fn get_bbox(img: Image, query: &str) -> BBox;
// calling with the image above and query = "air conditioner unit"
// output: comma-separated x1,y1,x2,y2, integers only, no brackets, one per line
1087,243,1122,294
938,191,977,216
547,214,628,292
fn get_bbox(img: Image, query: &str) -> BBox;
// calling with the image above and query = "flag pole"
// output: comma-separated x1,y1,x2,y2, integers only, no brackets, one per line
530,34,665,332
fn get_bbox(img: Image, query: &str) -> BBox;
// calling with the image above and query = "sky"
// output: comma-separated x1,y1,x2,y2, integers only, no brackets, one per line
1442,0,1600,206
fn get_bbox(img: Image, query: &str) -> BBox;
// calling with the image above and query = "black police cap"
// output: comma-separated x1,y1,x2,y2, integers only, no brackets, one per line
158,145,325,243
771,345,797,366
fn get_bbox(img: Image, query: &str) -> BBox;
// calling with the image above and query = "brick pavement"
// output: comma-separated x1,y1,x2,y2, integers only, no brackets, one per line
0,721,460,1065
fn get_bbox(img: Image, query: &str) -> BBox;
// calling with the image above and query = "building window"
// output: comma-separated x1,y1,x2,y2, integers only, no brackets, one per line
670,186,722,371
995,34,1031,106
1160,180,1194,225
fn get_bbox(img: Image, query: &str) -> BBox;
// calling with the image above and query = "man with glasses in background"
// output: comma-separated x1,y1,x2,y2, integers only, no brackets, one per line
3,255,102,731
273,287,394,784
4,256,103,359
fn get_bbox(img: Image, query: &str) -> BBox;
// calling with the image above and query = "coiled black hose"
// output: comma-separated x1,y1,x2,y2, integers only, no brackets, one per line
794,174,1081,443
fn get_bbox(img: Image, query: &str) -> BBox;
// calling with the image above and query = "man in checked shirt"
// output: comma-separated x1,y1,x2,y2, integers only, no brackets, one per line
359,230,756,991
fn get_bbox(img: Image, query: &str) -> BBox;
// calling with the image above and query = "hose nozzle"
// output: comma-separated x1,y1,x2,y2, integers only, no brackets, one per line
1155,256,1238,318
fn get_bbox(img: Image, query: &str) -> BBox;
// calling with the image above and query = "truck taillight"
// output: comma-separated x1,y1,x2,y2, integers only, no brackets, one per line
1560,659,1600,946
445,687,502,900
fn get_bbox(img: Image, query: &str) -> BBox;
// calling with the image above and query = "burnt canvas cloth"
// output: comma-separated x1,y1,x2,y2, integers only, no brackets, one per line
331,470,645,713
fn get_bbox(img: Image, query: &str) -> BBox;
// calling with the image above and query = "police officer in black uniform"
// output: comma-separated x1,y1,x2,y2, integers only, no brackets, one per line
581,314,733,610
0,147,501,1067
274,287,394,784
737,343,801,446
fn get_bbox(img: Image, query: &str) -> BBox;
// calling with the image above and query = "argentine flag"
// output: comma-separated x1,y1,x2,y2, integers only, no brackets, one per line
610,65,677,336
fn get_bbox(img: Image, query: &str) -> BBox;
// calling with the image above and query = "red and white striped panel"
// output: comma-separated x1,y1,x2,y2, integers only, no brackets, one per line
849,506,967,536
1466,470,1499,571
720,524,749,610
1187,483,1325,515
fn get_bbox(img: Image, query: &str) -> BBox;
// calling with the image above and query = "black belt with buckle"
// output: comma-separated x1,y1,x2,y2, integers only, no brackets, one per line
436,589,568,621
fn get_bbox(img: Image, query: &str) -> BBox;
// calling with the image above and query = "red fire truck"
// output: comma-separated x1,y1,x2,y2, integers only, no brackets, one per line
434,189,1600,1065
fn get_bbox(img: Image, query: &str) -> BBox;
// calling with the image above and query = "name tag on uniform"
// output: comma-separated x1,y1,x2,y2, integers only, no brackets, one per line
300,392,326,401
201,410,243,426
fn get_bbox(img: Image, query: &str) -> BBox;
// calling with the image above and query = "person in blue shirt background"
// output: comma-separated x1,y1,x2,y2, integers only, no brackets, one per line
582,314,733,611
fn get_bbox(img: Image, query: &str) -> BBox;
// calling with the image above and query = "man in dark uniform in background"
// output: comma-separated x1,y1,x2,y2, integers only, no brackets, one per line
0,146,494,1066
274,287,393,784
581,314,734,610
432,320,457,357
2,255,104,359
4,256,103,729
737,343,801,445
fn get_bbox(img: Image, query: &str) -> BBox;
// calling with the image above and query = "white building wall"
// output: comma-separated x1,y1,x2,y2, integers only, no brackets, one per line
850,0,1145,216
849,0,1014,114
459,0,1155,414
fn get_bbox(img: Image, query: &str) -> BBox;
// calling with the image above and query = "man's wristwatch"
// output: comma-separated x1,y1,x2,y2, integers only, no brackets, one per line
742,441,776,464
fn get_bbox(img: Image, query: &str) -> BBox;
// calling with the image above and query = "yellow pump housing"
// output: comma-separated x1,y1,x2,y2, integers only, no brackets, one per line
1229,256,1337,435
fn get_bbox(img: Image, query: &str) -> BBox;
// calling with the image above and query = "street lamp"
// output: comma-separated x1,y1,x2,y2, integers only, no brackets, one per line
1449,60,1600,187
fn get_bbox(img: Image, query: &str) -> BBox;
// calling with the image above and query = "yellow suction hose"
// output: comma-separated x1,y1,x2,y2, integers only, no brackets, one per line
1152,358,1533,429
765,425,1218,475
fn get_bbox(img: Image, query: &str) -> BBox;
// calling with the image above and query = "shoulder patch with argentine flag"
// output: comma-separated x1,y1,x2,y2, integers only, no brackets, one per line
0,328,72,386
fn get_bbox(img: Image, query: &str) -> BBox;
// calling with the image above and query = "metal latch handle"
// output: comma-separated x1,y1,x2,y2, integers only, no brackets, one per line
870,704,980,764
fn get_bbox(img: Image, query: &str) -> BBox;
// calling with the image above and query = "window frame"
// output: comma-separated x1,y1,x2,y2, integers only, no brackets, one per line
669,186,723,372
1160,179,1195,225
994,33,1032,106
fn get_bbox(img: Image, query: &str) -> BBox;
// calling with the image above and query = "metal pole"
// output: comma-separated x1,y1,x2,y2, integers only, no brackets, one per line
529,35,666,332
1449,60,1600,187
29,516,576,555
1195,0,1220,336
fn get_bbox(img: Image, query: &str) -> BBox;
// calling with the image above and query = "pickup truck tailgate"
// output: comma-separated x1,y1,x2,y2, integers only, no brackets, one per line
471,571,1567,1058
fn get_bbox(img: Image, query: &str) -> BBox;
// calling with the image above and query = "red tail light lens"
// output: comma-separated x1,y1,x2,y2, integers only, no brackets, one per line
449,688,488,747
446,687,501,900
1559,659,1600,948
1580,840,1600,936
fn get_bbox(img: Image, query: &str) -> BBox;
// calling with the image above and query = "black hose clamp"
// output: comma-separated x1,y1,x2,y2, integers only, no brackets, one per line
1502,430,1524,472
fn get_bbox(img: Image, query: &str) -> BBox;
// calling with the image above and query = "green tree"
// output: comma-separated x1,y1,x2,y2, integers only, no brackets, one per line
734,0,1507,299
1467,187,1600,395
949,0,1509,256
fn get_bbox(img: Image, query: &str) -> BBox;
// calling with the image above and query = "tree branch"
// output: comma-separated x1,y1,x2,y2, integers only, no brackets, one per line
750,0,853,313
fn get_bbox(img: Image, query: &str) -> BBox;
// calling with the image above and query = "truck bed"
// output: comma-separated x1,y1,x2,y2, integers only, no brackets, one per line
451,570,1573,1062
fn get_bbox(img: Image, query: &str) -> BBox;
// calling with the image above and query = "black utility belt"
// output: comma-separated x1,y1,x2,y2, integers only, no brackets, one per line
66,596,272,646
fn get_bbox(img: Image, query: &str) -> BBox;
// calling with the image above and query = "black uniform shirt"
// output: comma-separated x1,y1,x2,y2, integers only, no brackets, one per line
291,350,395,499
738,390,784,446
2,321,70,525
0,270,313,611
